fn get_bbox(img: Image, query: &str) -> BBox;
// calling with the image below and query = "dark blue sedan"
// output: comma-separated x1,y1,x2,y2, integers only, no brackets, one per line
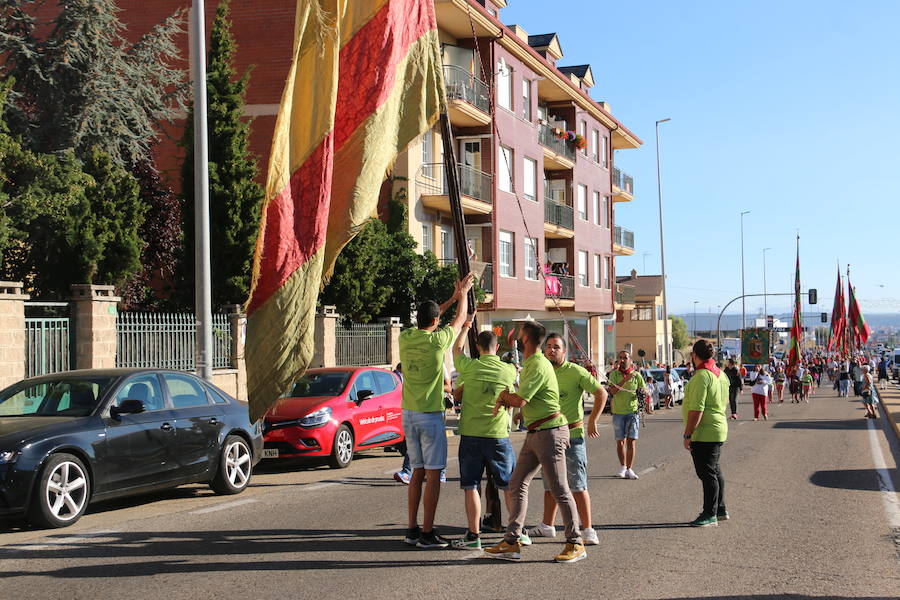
0,369,262,528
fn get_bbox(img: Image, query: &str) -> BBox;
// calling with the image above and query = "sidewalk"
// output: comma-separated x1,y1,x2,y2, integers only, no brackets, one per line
876,382,900,441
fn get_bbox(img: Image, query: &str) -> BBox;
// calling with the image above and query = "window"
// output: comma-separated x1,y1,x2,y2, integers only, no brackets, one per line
632,305,653,321
523,157,536,201
421,223,433,253
351,370,378,398
604,256,611,288
602,196,609,227
657,305,664,320
497,58,512,110
521,79,532,121
499,146,514,193
591,129,599,162
373,371,397,395
499,230,515,277
576,184,587,220
593,255,601,288
206,385,230,405
578,250,589,287
115,374,165,412
163,373,210,409
591,191,600,225
524,237,538,280
440,225,454,260
601,135,609,168
579,121,587,154
421,129,433,177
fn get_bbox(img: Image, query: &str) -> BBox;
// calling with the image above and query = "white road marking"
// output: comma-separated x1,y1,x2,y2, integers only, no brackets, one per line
637,465,658,477
866,415,900,528
190,498,258,515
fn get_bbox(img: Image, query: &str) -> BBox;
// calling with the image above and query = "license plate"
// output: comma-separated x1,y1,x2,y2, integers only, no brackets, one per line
262,448,279,459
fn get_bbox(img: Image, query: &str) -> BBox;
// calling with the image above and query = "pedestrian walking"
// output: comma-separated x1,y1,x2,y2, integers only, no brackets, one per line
400,273,474,549
682,340,729,527
724,359,742,420
607,350,648,480
838,360,851,397
789,368,802,403
801,369,814,403
751,366,772,421
878,355,890,391
852,361,863,397
527,333,608,547
774,366,786,403
483,321,586,563
663,367,675,409
448,321,518,550
861,365,878,419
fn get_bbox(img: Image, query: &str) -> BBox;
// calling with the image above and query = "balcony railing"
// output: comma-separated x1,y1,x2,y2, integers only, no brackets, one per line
480,263,493,294
443,65,490,115
615,283,636,305
538,124,576,162
545,274,575,300
417,163,493,203
613,167,634,196
544,200,574,230
614,226,635,250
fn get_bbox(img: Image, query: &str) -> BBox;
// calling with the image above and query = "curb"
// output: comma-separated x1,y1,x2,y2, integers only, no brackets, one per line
876,384,900,442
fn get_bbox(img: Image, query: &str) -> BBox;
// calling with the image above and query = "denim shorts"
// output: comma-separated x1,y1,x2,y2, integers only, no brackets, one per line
612,413,640,440
458,436,516,490
543,436,588,492
862,393,876,405
402,409,448,470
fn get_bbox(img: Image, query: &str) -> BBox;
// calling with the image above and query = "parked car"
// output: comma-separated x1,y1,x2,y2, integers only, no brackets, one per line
645,368,685,407
262,367,404,469
674,367,691,382
0,369,262,529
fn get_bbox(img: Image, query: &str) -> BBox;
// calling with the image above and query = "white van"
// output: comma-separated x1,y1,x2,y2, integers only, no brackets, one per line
892,349,900,381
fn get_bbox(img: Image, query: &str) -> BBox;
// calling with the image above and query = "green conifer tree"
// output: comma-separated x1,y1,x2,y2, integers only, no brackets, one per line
181,0,264,307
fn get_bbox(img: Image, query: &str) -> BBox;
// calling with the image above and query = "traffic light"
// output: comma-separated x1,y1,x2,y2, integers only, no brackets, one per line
820,312,828,323
808,288,817,304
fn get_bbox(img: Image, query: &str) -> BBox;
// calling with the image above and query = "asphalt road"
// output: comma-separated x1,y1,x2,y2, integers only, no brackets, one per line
0,384,898,600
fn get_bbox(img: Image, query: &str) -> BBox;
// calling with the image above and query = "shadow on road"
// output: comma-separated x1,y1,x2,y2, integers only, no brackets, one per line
597,522,691,530
772,419,870,430
643,596,896,600
809,469,897,492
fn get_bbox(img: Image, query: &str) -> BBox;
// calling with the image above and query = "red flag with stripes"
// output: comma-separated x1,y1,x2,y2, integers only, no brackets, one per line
827,266,846,354
787,237,802,369
847,279,871,346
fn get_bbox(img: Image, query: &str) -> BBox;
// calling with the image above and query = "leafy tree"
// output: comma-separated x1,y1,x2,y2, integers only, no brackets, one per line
181,0,264,307
381,187,428,324
670,314,690,350
0,0,188,167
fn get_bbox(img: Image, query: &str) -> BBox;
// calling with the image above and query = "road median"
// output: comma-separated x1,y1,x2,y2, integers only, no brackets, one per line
877,384,900,441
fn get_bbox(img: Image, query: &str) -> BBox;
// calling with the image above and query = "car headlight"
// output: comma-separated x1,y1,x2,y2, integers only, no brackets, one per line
299,407,332,428
0,451,21,464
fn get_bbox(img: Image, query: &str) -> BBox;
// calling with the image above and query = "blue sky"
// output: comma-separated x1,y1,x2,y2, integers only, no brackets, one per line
501,0,898,318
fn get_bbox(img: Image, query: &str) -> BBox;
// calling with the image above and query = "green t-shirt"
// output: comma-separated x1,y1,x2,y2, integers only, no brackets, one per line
607,369,647,415
454,354,517,438
554,361,601,439
682,368,729,442
518,353,566,430
801,373,813,385
399,326,454,412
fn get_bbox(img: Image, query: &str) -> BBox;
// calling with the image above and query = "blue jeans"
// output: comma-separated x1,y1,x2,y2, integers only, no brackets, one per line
399,453,446,479
458,436,516,490
838,380,850,396
612,413,640,440
401,409,448,470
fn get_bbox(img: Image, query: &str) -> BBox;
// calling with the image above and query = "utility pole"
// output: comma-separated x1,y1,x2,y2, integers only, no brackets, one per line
655,118,671,364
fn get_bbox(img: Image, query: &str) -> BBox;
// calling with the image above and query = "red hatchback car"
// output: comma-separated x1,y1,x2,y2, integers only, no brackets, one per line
262,367,404,468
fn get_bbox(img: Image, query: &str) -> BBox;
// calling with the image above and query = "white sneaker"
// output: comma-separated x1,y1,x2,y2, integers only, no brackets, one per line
625,468,639,480
616,465,627,478
580,527,599,546
527,523,557,538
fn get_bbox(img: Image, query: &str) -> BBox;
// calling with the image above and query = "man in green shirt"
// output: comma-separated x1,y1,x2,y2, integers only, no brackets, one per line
682,339,729,528
399,272,474,549
483,321,586,564
527,333,607,546
607,351,647,480
448,319,517,549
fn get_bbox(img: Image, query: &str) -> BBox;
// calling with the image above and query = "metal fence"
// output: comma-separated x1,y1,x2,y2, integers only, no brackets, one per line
538,124,577,161
416,162,493,203
614,225,635,250
544,200,575,230
25,318,71,378
335,322,389,367
116,313,233,371
444,65,490,114
613,167,634,196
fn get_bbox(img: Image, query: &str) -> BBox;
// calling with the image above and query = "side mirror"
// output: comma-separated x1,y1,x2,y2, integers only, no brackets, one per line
111,399,145,419
356,389,375,404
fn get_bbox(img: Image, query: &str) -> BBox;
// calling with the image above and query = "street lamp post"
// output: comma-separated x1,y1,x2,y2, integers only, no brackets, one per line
693,301,699,337
763,247,771,353
740,210,751,333
655,118,671,365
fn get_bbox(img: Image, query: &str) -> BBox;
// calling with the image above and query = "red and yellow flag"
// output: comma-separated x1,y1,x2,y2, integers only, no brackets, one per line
245,0,445,420
787,237,802,369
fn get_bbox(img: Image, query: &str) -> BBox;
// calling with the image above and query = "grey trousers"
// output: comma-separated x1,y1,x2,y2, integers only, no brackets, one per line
504,426,583,544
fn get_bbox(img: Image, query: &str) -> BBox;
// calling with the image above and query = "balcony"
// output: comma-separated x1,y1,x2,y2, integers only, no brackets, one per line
538,124,576,170
613,226,635,256
612,167,634,202
615,283,636,308
544,200,575,239
545,273,575,309
444,65,491,127
416,163,493,215
479,262,493,294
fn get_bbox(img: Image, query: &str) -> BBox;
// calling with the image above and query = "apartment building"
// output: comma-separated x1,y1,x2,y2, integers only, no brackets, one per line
613,270,673,364
43,0,641,366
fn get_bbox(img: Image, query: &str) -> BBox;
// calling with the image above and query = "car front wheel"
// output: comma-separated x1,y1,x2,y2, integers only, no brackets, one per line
28,453,91,529
329,425,354,469
210,435,253,495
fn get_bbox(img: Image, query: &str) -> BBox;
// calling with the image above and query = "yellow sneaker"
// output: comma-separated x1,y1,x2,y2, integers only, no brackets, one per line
482,539,522,561
554,543,586,563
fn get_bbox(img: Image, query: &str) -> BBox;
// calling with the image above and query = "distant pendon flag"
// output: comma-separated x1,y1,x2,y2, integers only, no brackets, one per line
245,0,445,421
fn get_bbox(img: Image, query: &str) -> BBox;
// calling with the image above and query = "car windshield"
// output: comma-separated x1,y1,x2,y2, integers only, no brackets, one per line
288,372,351,398
0,377,113,417
647,370,665,382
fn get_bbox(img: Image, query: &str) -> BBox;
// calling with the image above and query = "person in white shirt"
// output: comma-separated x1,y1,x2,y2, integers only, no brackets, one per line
750,366,772,421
